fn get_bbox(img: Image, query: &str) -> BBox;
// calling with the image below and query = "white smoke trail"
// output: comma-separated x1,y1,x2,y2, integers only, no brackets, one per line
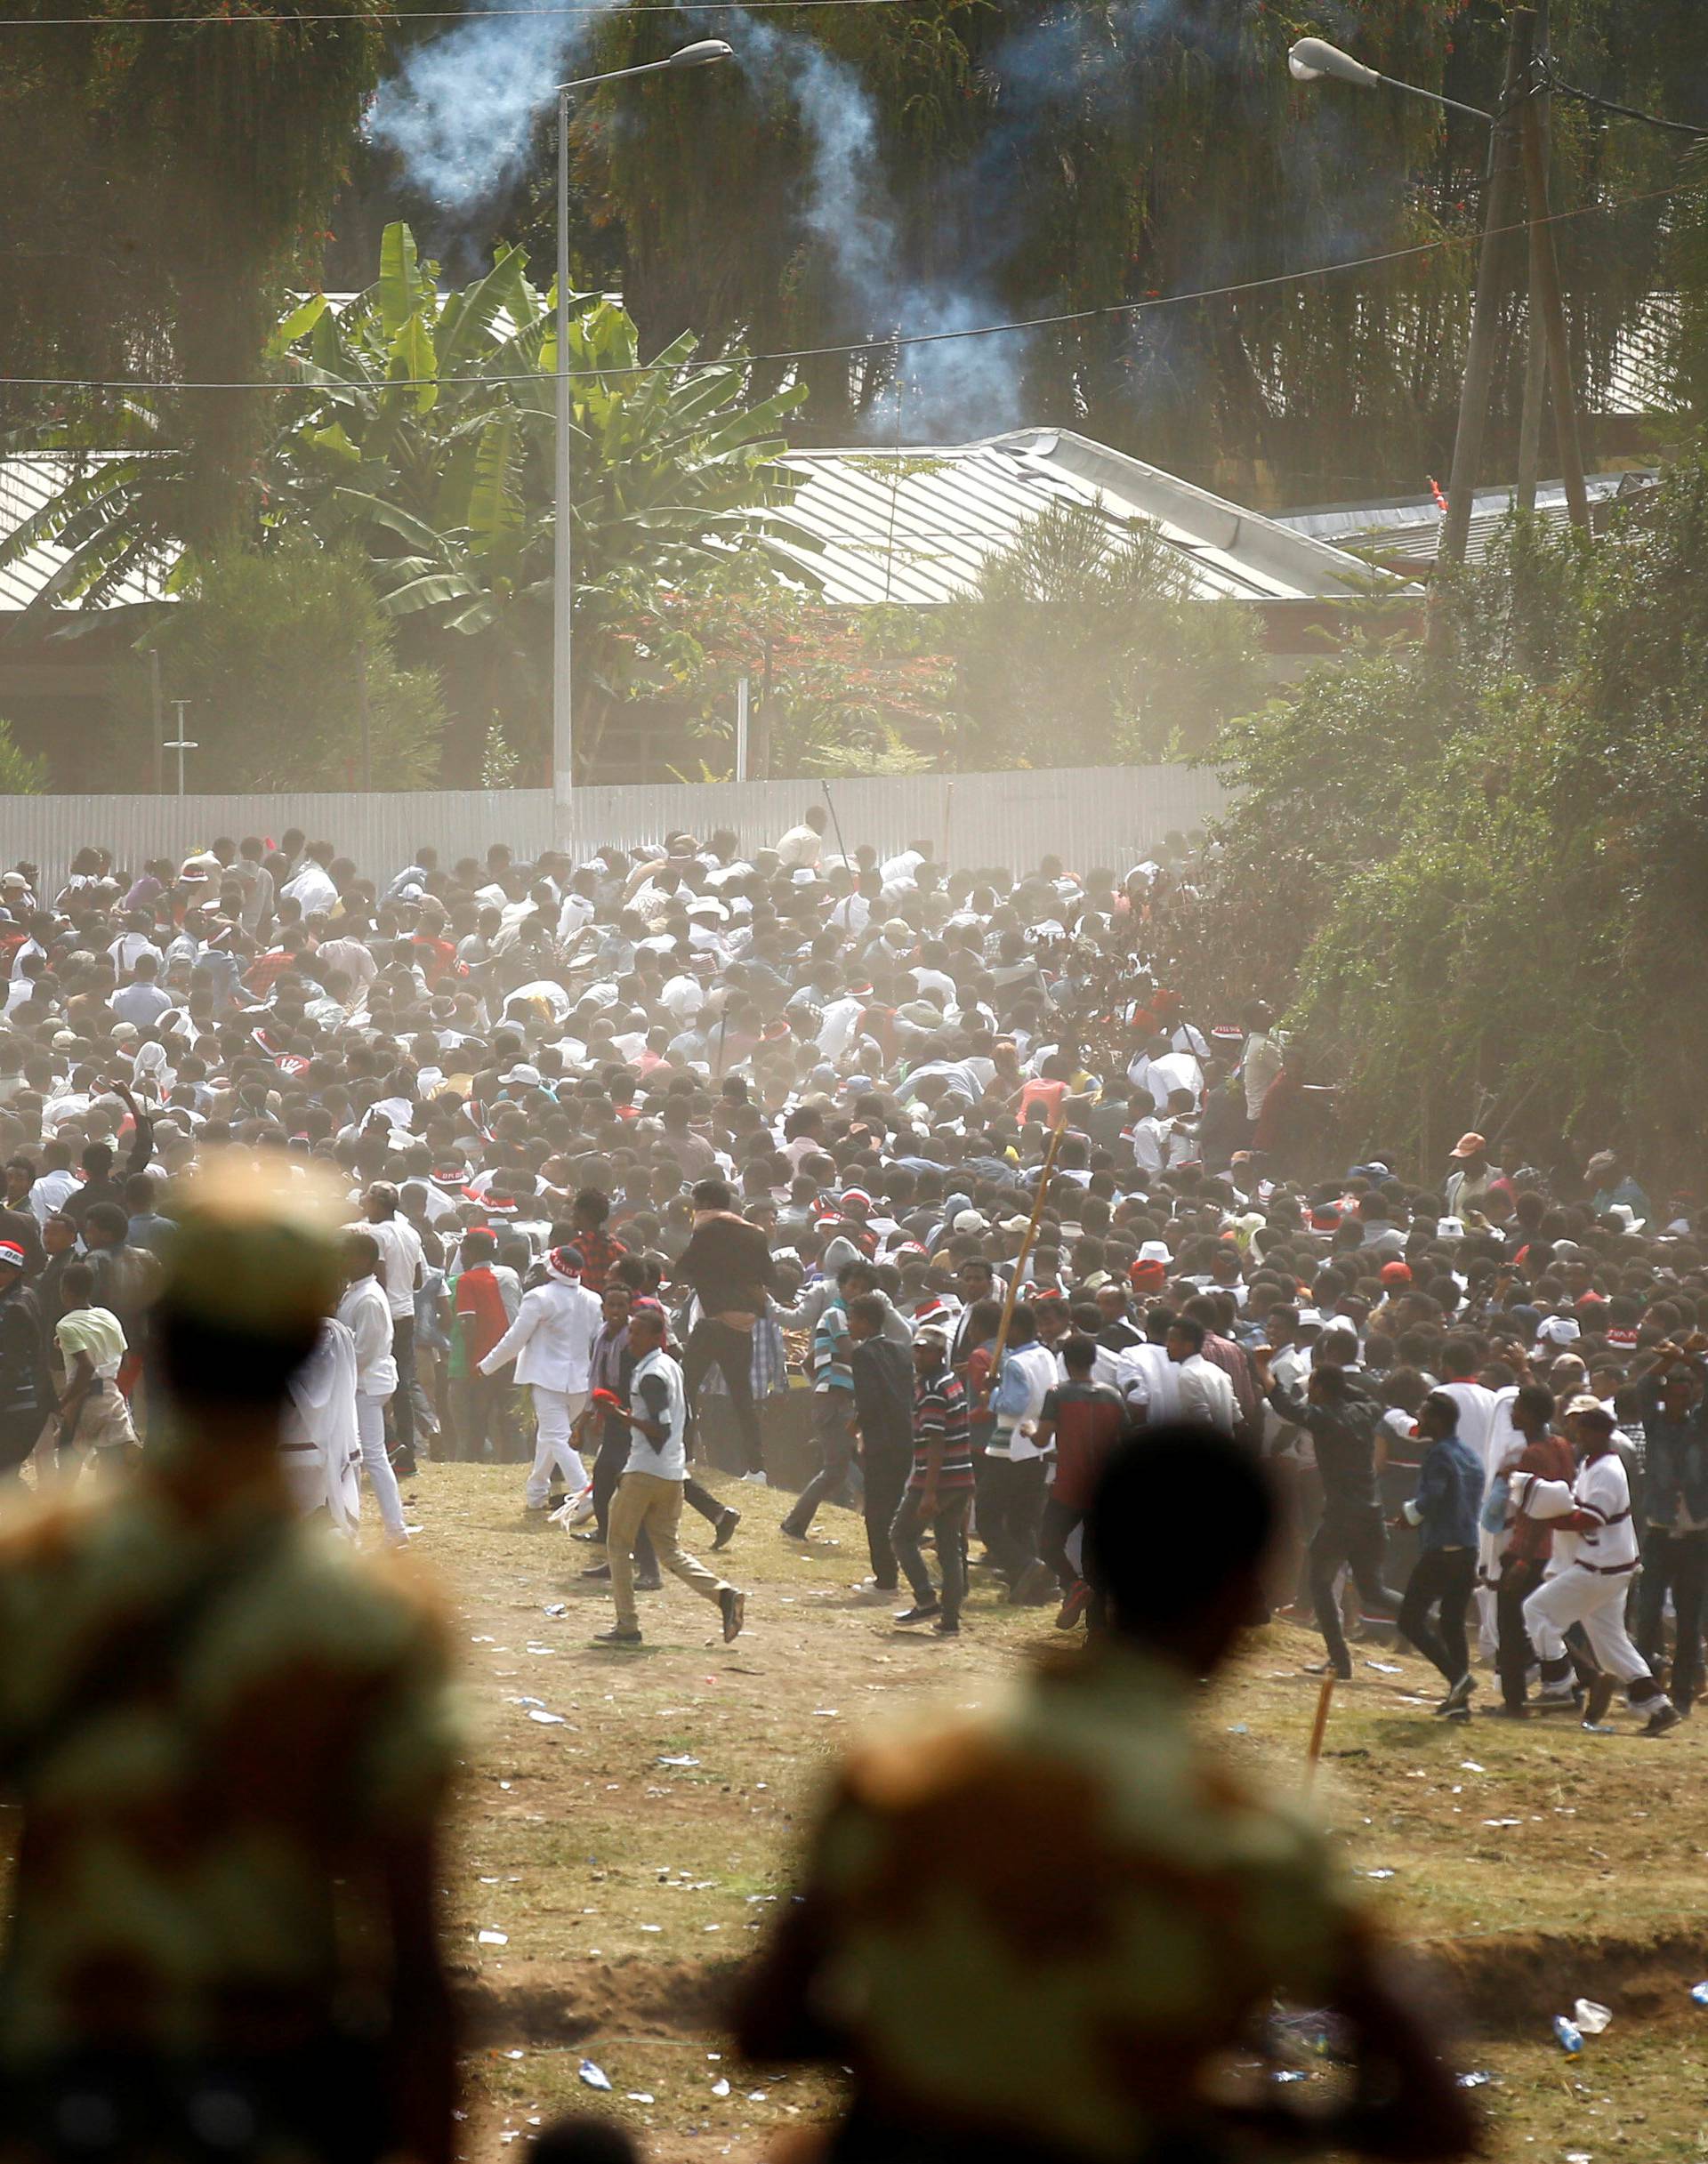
367,2,604,206
367,0,1034,431
735,13,1029,437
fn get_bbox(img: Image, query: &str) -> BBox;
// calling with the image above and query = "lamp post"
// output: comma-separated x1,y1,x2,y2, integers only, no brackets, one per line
1286,36,1494,124
1287,14,1585,570
165,699,197,797
552,37,732,839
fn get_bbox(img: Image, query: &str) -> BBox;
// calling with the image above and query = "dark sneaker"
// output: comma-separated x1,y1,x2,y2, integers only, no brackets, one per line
1307,1658,1353,1682
592,1628,643,1647
1644,1699,1682,1737
933,1616,961,1637
778,1517,810,1542
1581,1674,1617,1729
713,1508,742,1552
719,1587,746,1644
634,1574,663,1592
581,1563,612,1581
894,1603,940,1625
1055,1580,1092,1631
1006,1560,1056,1606
1436,1673,1475,1717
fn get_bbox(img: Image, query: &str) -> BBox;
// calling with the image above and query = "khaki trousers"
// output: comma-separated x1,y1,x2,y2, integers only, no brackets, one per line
608,1469,729,1632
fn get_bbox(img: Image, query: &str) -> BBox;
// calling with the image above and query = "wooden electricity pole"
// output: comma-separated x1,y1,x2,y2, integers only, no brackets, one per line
1516,0,1551,511
1512,4,1591,531
1438,12,1531,571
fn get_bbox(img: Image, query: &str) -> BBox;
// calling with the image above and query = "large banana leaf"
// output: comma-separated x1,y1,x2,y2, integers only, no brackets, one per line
377,221,428,341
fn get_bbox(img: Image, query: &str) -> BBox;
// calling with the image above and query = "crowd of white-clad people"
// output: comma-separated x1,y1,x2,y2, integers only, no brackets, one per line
0,810,1699,1716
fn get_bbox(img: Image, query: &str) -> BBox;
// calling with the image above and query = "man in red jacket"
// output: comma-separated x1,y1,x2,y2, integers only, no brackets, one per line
1492,1384,1575,1718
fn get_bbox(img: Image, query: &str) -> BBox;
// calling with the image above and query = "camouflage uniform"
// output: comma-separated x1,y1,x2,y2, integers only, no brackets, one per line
0,1469,455,2135
766,1643,1362,2162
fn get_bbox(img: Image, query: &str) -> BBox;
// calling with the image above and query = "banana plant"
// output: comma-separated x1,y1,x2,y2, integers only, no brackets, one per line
2,221,818,776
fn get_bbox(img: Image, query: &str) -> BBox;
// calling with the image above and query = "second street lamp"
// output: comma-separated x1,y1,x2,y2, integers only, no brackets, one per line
1286,12,1586,570
552,38,733,836
1287,36,1494,124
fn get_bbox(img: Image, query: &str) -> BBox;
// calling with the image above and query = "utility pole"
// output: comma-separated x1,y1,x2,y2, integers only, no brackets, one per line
734,675,751,783
1512,4,1591,531
1438,12,1531,571
165,700,197,796
1516,0,1551,511
357,637,372,792
149,648,165,794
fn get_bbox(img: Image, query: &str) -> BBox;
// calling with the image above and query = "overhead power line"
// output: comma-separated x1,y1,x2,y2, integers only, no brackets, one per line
0,169,1698,396
1548,76,1708,141
1,0,897,20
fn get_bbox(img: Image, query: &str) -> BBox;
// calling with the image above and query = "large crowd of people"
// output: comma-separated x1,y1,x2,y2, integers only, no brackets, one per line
0,812,1700,1729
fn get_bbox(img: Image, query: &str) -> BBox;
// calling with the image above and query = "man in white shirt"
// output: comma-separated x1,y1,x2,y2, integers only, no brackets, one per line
980,1306,1061,1602
28,1145,79,1225
351,1182,425,1476
479,1244,603,1511
1514,1397,1679,1734
1132,1090,1198,1175
1164,1316,1238,1434
111,956,173,1031
1116,1331,1181,1425
335,1233,411,1545
316,926,378,999
280,849,339,917
775,809,828,871
1237,1001,1284,1125
107,915,157,976
595,1302,746,1649
817,986,869,1066
1129,1042,1204,1113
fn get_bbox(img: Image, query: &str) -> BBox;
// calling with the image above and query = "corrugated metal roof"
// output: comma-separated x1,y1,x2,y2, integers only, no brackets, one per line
777,429,1416,606
1277,471,1657,567
2,422,1412,621
1594,289,1681,418
0,455,175,615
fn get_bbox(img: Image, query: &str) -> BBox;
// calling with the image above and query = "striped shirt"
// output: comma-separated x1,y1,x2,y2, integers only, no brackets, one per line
911,1364,974,1492
812,1299,854,1394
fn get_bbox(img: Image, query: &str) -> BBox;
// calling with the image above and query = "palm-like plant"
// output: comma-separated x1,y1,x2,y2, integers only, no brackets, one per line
2,221,813,778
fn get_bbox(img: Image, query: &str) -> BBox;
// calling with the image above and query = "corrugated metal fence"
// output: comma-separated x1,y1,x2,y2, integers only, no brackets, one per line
0,767,1227,891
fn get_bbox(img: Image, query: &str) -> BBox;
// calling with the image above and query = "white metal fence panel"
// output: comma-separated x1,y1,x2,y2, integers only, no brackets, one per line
0,767,1227,891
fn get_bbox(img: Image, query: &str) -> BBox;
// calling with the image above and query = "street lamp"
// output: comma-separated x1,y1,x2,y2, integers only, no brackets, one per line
1286,36,1494,124
1285,12,1587,570
553,37,732,835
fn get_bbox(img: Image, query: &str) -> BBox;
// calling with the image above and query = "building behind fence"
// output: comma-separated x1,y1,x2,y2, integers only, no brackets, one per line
0,766,1227,892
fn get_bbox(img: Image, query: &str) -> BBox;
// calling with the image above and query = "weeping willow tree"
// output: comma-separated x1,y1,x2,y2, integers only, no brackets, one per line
535,0,1701,497
0,0,389,545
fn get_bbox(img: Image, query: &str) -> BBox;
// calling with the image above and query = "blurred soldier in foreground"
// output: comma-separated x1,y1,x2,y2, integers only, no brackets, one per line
0,1156,458,2163
735,1424,1478,2164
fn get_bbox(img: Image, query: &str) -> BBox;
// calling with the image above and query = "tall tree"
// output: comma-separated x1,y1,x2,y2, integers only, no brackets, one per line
0,0,386,543
1158,457,1708,1172
529,0,1700,497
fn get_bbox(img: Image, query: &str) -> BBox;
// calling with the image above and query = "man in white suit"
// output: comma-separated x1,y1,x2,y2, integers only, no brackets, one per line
479,1244,603,1511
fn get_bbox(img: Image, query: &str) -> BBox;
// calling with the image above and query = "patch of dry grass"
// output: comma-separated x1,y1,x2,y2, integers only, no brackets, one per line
407,1461,1708,2162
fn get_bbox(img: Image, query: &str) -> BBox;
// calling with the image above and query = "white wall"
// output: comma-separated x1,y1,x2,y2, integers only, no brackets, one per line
0,766,1227,890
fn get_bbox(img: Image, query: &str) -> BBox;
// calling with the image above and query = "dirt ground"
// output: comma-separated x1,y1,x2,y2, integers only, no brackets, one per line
412,1458,1708,2164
